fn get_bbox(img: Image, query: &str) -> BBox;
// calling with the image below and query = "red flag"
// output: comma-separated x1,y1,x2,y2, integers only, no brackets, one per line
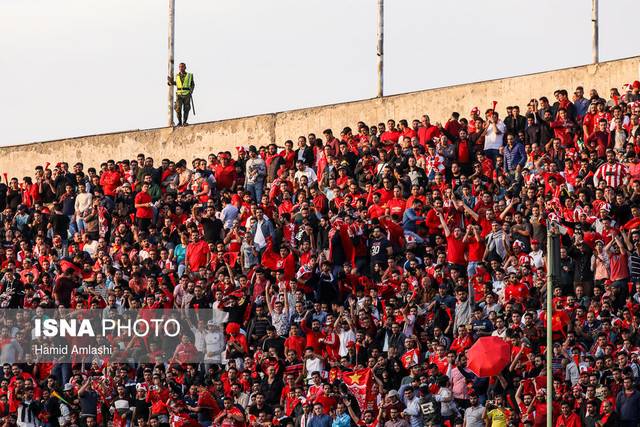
222,252,239,267
342,368,372,410
401,348,420,369
491,101,497,112
329,367,341,384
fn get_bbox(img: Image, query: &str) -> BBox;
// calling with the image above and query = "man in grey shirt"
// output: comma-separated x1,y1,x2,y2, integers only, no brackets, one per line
463,394,484,427
453,275,474,332
244,145,266,202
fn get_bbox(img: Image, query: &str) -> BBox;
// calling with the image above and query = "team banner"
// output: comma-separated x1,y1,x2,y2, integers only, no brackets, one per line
0,309,226,364
342,368,372,410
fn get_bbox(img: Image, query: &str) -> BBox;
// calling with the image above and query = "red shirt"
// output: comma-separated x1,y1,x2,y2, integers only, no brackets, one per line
401,128,417,140
457,139,471,164
467,237,485,262
380,130,402,144
504,282,529,303
446,236,467,265
417,125,441,146
214,164,237,190
284,335,305,358
555,413,581,427
186,240,210,271
450,335,472,353
100,170,122,196
368,204,386,220
134,191,153,219
387,198,406,217
610,252,629,281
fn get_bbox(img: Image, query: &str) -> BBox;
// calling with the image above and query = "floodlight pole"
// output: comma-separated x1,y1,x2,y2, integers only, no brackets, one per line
592,0,599,64
376,0,384,98
168,0,176,126
546,228,559,427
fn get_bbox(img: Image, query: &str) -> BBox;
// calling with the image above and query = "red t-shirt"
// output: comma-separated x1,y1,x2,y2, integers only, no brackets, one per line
186,240,210,271
284,335,305,358
134,191,153,219
387,198,406,217
610,252,629,281
446,236,467,265
504,282,529,303
100,170,122,196
214,164,237,190
467,237,485,262
417,125,441,146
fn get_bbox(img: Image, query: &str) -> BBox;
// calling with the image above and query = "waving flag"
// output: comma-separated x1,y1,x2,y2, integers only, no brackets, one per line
342,368,372,410
401,348,420,369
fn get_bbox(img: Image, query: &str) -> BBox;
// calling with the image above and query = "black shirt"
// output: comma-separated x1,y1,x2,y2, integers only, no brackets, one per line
133,398,150,422
262,336,285,357
261,378,284,406
6,188,21,211
201,217,223,243
0,183,7,211
369,237,391,265
49,213,70,238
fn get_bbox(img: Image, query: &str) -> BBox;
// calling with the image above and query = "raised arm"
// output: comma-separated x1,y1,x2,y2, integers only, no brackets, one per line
437,211,450,237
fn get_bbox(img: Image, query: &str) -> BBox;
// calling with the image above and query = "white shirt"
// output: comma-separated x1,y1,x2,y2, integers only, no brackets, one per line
338,329,356,357
294,167,317,184
484,120,506,151
435,387,455,417
305,356,324,379
204,330,225,363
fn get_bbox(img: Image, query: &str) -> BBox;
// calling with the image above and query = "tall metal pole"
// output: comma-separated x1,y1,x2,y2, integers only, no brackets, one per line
168,0,175,127
592,0,599,64
546,229,558,427
376,0,384,98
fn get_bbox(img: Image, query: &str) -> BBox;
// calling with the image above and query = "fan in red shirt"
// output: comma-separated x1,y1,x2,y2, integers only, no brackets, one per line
379,120,402,149
449,326,473,353
386,187,406,217
99,161,123,197
398,120,417,140
134,183,154,228
550,108,576,148
284,325,306,358
504,273,529,304
261,238,296,281
440,214,467,269
185,232,210,272
417,115,441,146
214,154,237,190
555,401,581,427
214,397,245,427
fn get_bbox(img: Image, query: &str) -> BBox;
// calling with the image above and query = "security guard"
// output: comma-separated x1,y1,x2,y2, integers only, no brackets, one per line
167,62,195,126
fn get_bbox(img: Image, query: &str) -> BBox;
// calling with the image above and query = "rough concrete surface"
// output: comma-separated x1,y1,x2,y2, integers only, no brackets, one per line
2,57,639,178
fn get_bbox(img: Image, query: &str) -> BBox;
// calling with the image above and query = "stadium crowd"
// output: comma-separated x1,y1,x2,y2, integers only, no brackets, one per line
1,81,640,427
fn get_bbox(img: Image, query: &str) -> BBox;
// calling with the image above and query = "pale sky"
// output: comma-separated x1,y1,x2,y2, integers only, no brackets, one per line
1,0,637,147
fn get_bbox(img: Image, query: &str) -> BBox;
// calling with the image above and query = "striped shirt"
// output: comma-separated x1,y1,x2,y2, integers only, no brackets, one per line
629,251,640,280
594,161,627,187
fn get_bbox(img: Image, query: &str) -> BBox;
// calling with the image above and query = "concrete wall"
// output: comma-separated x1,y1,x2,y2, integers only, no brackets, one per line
2,57,639,178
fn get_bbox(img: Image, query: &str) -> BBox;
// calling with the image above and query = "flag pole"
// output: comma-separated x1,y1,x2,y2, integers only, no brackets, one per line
376,0,384,98
592,0,599,64
168,0,175,127
546,226,559,427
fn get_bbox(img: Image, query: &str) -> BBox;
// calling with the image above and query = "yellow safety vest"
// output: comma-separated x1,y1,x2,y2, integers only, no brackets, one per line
176,73,193,96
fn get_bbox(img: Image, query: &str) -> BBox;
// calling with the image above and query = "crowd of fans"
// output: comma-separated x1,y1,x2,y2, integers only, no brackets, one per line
1,81,640,427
